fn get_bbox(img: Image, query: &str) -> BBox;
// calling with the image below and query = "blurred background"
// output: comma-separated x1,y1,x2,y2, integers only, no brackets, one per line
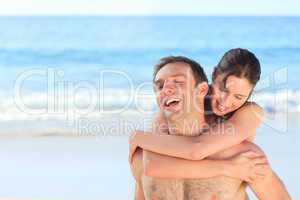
0,0,299,199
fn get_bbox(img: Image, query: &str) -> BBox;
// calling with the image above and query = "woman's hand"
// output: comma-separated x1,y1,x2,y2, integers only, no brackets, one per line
226,151,270,183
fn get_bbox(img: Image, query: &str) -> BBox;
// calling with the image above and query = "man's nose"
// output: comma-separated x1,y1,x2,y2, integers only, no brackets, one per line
162,81,175,95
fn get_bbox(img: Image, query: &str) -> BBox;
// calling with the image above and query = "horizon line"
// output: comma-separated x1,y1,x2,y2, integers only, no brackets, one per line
0,14,300,17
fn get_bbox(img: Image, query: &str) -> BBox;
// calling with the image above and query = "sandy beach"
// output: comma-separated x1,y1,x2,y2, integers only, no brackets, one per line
0,112,299,199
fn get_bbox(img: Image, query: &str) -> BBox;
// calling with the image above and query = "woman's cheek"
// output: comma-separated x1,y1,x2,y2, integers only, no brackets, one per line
233,101,244,111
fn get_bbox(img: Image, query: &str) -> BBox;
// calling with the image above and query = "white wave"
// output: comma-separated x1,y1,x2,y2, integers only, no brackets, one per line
252,89,299,113
1,88,300,120
1,88,299,136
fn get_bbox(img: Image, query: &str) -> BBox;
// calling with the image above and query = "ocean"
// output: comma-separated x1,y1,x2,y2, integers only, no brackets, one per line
0,16,299,199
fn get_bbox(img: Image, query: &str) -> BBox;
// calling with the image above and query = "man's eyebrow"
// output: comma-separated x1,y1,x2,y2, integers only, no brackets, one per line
171,73,187,78
154,74,187,84
154,74,187,82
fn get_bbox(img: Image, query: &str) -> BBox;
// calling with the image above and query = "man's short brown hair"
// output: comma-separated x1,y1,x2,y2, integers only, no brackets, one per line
153,56,208,85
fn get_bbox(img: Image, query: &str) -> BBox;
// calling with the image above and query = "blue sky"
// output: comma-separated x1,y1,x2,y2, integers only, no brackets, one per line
0,0,299,16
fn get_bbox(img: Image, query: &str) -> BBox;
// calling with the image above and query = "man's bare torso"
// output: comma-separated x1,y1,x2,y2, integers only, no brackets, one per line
141,133,252,200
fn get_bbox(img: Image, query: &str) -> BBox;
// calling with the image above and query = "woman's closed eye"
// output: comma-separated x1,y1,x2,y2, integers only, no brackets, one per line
234,95,244,100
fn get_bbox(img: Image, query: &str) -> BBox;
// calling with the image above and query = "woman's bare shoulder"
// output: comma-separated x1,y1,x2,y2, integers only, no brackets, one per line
235,101,264,117
228,101,265,131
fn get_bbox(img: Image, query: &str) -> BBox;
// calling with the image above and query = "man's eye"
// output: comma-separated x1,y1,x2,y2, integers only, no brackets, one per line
175,80,185,84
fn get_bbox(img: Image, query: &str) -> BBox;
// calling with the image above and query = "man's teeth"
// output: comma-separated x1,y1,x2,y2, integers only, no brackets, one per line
166,98,180,106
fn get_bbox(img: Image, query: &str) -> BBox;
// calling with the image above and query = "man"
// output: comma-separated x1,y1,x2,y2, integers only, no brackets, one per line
130,56,290,200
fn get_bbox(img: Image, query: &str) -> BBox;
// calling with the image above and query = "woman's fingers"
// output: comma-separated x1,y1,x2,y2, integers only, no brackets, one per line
255,172,266,178
248,176,255,183
254,163,270,175
241,150,261,158
252,174,265,181
246,163,269,183
252,156,268,165
233,150,270,183
247,171,265,183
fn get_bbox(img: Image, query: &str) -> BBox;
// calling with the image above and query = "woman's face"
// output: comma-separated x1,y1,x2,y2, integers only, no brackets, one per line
211,74,254,116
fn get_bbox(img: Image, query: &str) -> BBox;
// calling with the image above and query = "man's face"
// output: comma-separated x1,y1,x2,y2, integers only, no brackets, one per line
153,62,201,121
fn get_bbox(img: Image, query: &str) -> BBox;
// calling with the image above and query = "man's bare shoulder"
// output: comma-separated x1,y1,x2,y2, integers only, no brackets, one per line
131,148,144,182
130,148,147,200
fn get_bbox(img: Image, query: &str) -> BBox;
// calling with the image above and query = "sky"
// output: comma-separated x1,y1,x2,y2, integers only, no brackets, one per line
0,0,299,16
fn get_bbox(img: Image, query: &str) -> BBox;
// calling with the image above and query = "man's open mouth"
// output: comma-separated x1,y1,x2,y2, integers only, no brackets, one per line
162,98,182,111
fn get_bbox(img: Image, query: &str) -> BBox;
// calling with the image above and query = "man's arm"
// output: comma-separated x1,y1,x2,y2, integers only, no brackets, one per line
130,148,145,200
242,143,292,200
248,168,291,200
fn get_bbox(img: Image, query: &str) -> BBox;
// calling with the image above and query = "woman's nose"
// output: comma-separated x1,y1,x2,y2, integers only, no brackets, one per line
221,93,235,108
220,91,227,101
220,92,230,107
